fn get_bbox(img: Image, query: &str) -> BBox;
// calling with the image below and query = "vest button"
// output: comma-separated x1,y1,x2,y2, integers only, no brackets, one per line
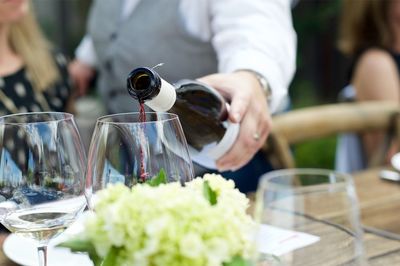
105,60,113,72
110,32,117,41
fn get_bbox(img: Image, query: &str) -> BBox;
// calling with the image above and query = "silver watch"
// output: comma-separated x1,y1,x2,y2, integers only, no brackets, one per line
239,69,272,101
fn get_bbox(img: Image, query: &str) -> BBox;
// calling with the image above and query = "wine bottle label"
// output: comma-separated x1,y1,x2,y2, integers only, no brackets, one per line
188,122,240,169
207,122,240,160
145,78,176,111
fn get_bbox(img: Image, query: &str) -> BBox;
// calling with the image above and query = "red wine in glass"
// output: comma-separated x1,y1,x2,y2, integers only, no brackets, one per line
138,102,148,182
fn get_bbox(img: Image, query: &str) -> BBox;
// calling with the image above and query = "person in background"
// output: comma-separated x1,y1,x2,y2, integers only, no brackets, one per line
69,0,297,192
0,0,71,116
336,0,400,172
0,0,73,232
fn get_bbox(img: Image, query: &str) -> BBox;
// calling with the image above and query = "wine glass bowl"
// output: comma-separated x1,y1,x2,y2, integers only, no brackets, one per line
0,112,87,265
255,169,366,266
85,112,194,206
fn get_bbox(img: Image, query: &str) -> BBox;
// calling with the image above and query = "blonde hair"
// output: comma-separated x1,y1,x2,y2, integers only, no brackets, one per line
9,4,60,92
338,0,391,56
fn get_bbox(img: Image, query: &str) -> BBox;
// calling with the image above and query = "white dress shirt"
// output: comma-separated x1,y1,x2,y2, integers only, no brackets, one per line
76,0,297,113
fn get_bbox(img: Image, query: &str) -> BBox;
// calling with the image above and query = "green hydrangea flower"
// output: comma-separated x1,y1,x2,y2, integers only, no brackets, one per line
61,174,256,266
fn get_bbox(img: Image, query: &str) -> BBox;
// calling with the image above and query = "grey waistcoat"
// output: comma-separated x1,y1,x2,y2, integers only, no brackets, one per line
88,0,218,113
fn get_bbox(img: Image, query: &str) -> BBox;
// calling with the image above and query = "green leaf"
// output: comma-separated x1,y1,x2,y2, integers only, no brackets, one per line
223,256,254,266
146,168,167,186
203,180,217,205
89,253,103,266
57,238,92,253
57,238,102,266
102,246,118,266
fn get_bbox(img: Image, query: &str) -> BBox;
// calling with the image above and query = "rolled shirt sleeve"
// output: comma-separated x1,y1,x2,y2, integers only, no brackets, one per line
76,0,296,113
209,0,297,113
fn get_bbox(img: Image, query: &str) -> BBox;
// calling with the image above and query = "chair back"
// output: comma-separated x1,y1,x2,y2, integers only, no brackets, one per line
263,102,400,169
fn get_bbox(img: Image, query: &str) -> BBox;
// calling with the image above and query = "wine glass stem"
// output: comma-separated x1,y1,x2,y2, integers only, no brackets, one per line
37,246,48,266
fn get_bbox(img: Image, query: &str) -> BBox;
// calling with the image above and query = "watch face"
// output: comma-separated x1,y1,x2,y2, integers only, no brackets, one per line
236,69,271,99
254,72,271,99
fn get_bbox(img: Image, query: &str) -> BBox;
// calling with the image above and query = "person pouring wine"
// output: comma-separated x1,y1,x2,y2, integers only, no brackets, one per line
127,66,240,169
68,0,297,192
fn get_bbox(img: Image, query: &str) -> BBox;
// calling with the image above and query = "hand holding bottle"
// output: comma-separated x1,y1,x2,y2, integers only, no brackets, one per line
126,67,271,171
197,71,272,171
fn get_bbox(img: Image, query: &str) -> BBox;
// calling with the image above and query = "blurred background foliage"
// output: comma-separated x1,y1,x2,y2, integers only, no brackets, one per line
291,0,344,169
32,0,346,170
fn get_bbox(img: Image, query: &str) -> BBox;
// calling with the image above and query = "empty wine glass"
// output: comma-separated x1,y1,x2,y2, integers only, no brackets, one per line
255,169,366,266
85,112,194,207
0,112,87,266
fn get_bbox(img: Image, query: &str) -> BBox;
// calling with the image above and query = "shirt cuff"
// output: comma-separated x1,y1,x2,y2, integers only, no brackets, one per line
220,49,293,114
75,36,98,67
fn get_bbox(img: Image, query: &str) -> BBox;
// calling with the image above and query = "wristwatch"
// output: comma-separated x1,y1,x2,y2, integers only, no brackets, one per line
238,69,272,101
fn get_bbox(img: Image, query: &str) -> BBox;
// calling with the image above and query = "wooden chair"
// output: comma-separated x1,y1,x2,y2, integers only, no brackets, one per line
262,102,400,170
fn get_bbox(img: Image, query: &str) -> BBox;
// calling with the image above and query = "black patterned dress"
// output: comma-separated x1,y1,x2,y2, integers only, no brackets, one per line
0,52,73,167
0,54,72,232
0,53,71,116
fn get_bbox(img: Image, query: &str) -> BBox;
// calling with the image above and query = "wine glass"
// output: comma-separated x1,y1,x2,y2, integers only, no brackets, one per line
0,112,87,266
255,169,366,266
85,112,194,207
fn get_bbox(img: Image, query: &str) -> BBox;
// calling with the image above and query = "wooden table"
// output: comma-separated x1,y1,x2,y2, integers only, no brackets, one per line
256,168,400,265
354,168,400,265
354,168,400,235
1,168,400,265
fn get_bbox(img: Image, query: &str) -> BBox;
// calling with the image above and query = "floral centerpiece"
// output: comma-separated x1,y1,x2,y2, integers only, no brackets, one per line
59,174,256,266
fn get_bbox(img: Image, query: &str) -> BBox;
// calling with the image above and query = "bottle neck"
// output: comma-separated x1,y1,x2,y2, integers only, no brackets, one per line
127,67,176,111
127,67,161,101
146,78,176,111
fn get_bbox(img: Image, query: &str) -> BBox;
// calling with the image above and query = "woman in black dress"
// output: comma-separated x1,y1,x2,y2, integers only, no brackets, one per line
0,0,71,116
0,0,73,231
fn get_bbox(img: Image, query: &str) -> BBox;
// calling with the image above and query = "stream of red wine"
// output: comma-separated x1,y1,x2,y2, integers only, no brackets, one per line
139,102,148,182
139,101,146,123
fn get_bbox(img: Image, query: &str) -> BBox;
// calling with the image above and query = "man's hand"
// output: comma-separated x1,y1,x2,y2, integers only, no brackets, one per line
198,71,272,171
68,59,96,96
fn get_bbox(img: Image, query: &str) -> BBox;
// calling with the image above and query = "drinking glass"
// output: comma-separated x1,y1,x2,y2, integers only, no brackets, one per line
0,112,87,266
85,112,194,207
255,169,366,266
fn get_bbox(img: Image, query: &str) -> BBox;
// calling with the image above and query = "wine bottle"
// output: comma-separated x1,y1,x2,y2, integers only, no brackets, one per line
127,67,239,167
